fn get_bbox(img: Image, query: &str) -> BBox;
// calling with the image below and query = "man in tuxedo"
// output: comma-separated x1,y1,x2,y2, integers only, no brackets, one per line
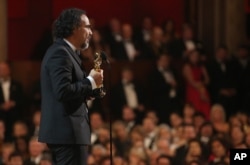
148,54,182,124
38,8,103,165
111,67,145,122
113,24,142,61
0,62,23,141
206,45,238,118
168,25,204,60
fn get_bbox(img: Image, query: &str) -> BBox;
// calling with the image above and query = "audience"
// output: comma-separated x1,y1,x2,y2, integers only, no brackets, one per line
2,18,250,165
0,62,24,142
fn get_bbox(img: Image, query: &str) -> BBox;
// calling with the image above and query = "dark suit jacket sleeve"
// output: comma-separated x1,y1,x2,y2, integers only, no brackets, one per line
46,48,92,102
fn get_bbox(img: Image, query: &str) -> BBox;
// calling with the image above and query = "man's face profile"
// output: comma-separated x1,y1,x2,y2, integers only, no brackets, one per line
75,14,93,50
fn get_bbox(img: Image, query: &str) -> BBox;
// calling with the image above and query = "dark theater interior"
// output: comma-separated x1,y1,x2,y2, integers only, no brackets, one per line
1,0,250,165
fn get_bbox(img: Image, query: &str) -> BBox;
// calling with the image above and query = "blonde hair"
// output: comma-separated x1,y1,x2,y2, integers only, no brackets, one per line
210,104,226,122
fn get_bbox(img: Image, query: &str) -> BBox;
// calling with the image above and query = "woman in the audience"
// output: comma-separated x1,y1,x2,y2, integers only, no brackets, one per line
183,50,210,119
210,104,229,134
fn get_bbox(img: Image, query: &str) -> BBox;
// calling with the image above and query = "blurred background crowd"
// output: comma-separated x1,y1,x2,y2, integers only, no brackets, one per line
1,0,250,165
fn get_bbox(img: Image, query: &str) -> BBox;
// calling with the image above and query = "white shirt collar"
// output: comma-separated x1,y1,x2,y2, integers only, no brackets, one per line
63,39,77,52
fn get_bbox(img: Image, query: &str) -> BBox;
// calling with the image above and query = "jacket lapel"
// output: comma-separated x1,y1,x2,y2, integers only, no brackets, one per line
55,39,83,70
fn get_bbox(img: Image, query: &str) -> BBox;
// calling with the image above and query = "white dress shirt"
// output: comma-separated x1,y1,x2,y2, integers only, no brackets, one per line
0,79,11,102
123,81,139,109
124,40,137,61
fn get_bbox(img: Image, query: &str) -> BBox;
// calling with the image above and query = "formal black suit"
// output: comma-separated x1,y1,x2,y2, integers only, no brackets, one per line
110,81,145,122
206,58,238,117
112,40,142,61
233,57,250,113
148,67,182,124
0,79,23,141
38,39,94,165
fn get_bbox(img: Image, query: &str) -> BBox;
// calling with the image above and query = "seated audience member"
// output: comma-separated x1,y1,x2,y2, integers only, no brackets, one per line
182,50,211,119
234,112,250,132
169,112,183,135
209,104,229,134
94,125,110,146
156,154,172,165
122,106,137,133
90,112,104,145
143,26,166,59
182,103,196,124
113,23,142,61
184,139,207,165
0,62,24,141
229,125,246,148
198,122,215,147
157,124,172,144
1,143,15,165
91,144,107,163
134,16,153,46
193,112,206,133
111,67,146,122
103,18,122,57
149,54,182,124
208,137,230,165
173,124,196,165
128,126,145,149
24,137,45,165
12,121,30,140
162,19,178,46
142,117,158,150
168,24,203,59
14,136,29,160
127,146,147,165
206,45,238,118
145,110,159,125
154,138,174,157
8,152,24,165
112,120,130,157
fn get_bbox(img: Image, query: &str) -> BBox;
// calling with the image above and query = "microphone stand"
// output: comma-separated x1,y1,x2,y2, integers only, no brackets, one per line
106,62,113,164
100,52,113,164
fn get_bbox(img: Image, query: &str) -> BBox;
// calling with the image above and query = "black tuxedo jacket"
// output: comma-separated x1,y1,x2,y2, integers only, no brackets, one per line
113,40,142,61
206,58,238,100
0,80,23,112
110,81,145,118
38,39,93,145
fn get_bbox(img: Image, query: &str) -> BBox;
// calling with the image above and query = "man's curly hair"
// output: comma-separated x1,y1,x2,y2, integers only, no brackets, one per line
53,8,86,39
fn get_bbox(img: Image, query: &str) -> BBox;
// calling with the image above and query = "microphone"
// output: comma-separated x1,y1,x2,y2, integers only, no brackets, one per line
100,51,110,64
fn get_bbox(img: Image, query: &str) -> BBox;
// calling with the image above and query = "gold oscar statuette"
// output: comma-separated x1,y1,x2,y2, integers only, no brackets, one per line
93,52,106,98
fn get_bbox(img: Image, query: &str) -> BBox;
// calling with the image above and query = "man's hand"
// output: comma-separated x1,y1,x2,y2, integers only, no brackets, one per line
88,69,103,87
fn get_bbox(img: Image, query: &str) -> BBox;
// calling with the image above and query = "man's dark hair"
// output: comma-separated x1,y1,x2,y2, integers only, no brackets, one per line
53,8,86,39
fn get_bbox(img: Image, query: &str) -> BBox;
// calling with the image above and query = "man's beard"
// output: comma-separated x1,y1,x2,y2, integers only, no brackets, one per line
80,42,89,51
